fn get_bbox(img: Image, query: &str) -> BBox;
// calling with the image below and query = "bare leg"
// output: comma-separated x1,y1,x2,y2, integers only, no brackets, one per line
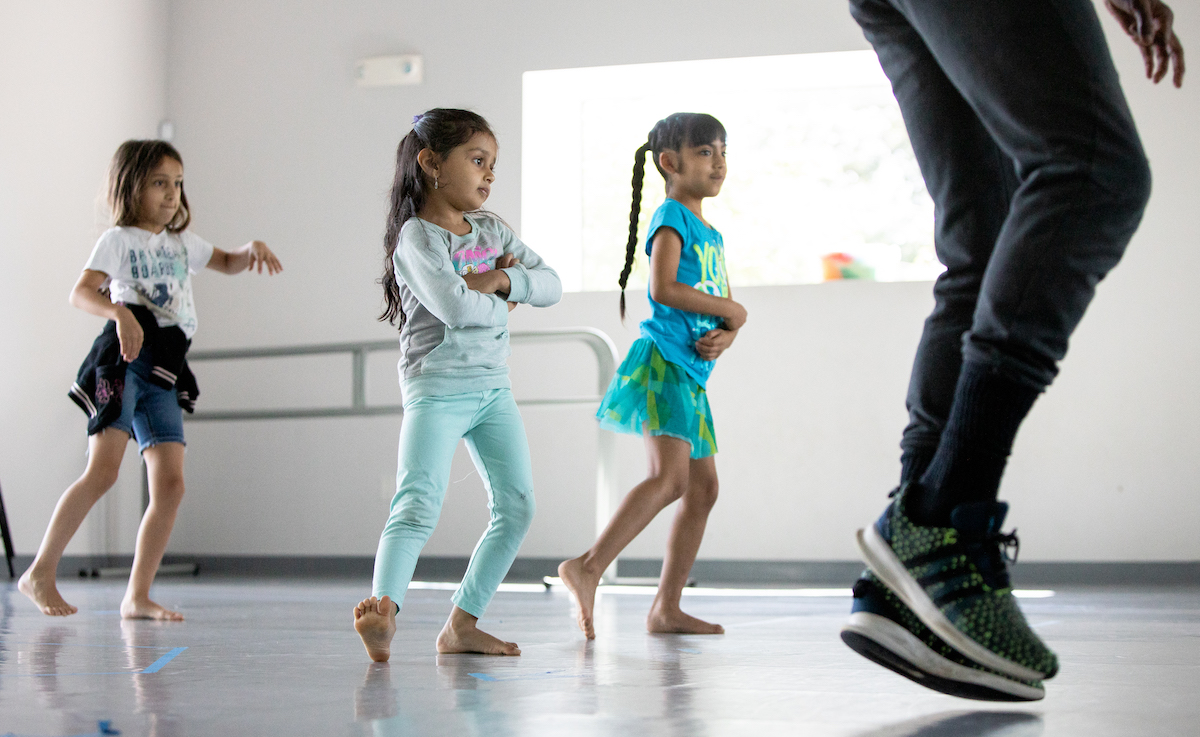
120,442,185,621
436,606,520,655
648,455,723,635
354,595,397,662
558,434,691,638
18,430,129,616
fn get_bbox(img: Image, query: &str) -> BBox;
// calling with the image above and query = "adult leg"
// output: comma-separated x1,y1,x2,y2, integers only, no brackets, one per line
357,395,468,661
851,0,1021,485
438,389,536,655
853,0,1148,685
18,429,129,616
648,454,722,634
121,441,186,621
558,433,692,639
891,0,1152,519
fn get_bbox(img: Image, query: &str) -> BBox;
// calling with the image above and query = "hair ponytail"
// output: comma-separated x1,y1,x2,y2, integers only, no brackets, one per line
619,142,652,320
616,113,726,319
379,109,495,328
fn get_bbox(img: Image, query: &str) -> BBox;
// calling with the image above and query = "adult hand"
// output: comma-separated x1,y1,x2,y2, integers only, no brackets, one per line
695,328,737,361
115,308,144,363
1106,0,1185,87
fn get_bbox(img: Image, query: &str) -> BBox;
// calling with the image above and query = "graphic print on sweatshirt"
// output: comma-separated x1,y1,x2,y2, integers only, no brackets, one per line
452,237,502,275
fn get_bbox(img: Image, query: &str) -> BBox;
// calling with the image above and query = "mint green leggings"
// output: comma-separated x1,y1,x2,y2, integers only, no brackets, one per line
372,388,535,617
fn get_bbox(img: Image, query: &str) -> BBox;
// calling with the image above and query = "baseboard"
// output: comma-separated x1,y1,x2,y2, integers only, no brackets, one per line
7,555,1199,586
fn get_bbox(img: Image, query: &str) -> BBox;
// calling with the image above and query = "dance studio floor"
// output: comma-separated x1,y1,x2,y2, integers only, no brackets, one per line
0,577,1197,736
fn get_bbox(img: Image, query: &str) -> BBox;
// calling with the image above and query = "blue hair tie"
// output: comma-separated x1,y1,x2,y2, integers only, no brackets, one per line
412,114,423,124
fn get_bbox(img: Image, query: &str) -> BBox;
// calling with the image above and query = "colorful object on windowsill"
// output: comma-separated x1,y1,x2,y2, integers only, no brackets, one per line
821,252,876,281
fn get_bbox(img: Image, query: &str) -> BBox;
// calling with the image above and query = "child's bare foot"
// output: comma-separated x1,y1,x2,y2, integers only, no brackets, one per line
436,606,520,655
557,557,600,639
18,569,78,616
120,597,184,621
647,605,724,635
354,596,397,663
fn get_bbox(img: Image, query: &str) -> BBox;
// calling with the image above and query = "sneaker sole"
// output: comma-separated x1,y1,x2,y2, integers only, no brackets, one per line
841,612,1044,702
856,525,1047,683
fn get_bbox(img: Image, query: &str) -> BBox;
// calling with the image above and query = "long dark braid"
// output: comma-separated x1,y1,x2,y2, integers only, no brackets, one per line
379,109,494,328
619,142,652,320
618,113,726,319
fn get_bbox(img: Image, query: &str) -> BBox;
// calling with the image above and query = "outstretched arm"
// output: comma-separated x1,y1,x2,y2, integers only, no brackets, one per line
206,240,284,275
649,228,746,329
1105,0,1185,86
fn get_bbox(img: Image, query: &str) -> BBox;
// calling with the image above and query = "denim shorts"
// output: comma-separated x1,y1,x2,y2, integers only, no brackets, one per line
105,356,186,452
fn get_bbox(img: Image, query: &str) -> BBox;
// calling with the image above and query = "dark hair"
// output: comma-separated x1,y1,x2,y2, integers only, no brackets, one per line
619,112,725,319
379,108,495,327
108,139,190,232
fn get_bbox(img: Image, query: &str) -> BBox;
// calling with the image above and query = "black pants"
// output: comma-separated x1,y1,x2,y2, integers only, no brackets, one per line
849,0,1152,469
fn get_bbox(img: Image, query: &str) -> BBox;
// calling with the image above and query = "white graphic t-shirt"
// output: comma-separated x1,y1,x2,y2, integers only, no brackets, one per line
84,227,215,339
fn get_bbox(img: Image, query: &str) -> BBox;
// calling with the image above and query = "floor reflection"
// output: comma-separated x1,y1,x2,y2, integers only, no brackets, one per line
0,587,13,696
29,625,74,711
855,710,1044,737
354,656,497,736
121,620,183,737
646,634,708,736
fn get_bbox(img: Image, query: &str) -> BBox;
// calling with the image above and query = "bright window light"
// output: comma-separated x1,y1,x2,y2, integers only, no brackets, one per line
522,51,942,293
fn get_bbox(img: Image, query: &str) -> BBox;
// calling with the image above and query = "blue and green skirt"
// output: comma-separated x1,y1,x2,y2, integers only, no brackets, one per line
596,338,716,459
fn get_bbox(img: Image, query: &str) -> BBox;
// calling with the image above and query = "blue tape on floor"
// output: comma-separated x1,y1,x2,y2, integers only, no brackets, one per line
468,672,498,681
141,646,187,674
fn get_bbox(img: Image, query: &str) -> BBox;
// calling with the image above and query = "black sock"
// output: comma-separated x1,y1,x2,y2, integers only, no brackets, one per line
900,448,935,484
914,360,1041,526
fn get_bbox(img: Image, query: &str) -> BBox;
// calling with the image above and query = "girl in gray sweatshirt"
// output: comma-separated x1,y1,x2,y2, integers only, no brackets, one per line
353,109,561,661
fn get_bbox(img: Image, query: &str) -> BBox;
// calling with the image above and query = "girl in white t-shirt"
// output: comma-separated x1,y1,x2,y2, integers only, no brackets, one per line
18,139,282,620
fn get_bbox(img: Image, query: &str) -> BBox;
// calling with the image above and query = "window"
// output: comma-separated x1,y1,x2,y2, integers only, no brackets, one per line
521,51,941,293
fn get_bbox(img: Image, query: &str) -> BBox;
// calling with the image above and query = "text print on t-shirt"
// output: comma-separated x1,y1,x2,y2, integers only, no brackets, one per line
691,239,729,337
129,243,189,311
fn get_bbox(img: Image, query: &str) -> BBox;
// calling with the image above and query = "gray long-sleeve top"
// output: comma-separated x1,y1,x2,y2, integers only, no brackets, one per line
393,213,562,400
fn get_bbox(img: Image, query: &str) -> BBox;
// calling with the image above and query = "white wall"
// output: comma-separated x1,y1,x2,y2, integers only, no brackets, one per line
0,0,168,558
3,0,1197,564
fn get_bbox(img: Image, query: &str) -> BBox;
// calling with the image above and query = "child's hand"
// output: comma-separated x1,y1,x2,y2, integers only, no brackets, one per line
695,328,737,361
245,241,283,275
115,308,144,363
508,302,518,312
495,253,521,270
723,300,748,330
462,269,512,298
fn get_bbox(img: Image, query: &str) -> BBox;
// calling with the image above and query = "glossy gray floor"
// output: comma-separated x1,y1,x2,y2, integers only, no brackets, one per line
0,578,1197,736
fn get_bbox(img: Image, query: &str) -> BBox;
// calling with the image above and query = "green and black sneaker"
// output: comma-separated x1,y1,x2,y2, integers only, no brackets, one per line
841,570,1044,701
855,483,1058,683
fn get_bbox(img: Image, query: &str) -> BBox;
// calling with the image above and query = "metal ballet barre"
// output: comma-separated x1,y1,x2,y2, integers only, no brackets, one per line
182,327,630,584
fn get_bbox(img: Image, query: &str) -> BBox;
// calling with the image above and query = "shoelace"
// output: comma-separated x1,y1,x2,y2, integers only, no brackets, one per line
968,529,1020,589
993,529,1020,565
